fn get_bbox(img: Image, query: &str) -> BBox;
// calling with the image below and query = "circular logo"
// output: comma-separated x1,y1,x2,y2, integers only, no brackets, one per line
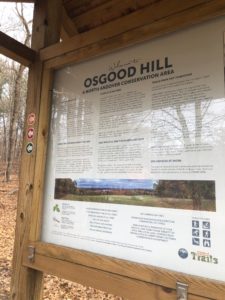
27,128,34,140
27,113,36,126
26,142,34,154
178,248,188,259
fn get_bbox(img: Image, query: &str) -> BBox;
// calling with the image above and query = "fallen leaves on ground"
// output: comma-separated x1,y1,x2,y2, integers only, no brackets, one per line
0,177,124,299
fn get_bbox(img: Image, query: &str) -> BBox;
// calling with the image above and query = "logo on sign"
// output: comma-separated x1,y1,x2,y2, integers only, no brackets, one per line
178,248,188,259
191,251,218,264
27,113,35,126
27,128,34,140
26,142,33,154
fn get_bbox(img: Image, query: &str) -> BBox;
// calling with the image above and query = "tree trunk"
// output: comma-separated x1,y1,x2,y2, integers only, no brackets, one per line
5,64,25,181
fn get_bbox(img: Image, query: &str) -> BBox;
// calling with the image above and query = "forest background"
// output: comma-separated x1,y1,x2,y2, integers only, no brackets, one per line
0,2,31,181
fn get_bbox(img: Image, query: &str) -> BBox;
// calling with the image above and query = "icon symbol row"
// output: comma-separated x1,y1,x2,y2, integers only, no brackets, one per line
192,220,210,229
192,229,210,238
192,238,211,247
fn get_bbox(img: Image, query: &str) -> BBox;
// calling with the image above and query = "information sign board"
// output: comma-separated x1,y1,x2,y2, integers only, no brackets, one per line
42,17,225,282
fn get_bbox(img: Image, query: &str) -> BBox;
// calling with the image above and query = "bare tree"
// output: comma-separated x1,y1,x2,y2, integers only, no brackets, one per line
0,4,32,181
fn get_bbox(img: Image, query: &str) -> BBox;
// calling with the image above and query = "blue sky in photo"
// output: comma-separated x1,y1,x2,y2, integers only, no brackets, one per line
75,179,158,190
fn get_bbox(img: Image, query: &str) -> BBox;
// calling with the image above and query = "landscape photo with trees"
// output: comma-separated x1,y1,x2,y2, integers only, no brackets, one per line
54,178,216,211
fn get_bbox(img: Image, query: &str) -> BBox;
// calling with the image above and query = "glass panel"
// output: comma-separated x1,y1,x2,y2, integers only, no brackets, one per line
42,17,225,281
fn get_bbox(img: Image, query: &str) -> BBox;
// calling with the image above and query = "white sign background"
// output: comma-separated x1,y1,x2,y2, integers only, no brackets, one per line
42,17,225,281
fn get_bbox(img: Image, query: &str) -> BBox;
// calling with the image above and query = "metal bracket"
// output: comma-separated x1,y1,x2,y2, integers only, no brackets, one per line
28,245,35,263
176,282,188,300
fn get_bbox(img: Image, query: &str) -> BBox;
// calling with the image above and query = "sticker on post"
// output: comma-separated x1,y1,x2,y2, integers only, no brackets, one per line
27,113,36,126
26,142,34,154
27,128,34,140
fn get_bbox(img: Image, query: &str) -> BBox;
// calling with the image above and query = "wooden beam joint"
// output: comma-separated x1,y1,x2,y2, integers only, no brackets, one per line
0,31,36,66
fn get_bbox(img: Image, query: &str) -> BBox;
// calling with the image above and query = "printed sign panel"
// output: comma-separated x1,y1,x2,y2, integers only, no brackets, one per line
42,17,225,281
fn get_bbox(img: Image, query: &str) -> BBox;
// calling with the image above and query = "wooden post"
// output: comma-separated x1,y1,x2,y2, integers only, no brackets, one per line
10,1,62,299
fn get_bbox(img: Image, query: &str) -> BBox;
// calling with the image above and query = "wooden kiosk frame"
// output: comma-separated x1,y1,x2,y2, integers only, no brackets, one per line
2,0,225,299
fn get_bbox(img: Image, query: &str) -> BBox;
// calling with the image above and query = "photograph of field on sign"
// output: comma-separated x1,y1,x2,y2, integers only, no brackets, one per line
54,178,216,211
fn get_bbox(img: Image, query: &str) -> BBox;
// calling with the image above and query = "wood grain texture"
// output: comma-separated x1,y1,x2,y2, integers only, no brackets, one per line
64,0,108,17
10,43,44,300
24,242,224,299
0,31,36,66
23,249,215,300
28,68,53,242
41,0,210,62
44,0,63,46
72,0,160,32
10,0,62,299
61,6,78,39
43,0,225,70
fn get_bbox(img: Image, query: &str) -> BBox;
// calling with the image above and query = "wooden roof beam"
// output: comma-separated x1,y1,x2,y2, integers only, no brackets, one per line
0,31,36,66
61,6,78,40
41,0,210,62
64,0,108,17
71,0,158,32
41,0,225,69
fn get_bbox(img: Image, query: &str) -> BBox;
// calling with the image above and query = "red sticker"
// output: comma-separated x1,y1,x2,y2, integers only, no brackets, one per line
27,128,34,140
27,113,36,126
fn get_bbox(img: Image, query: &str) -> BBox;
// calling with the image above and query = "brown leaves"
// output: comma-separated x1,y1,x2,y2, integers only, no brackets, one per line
0,178,17,299
43,274,124,299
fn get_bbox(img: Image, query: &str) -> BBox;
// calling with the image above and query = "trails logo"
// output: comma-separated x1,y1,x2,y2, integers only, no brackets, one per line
178,248,188,259
191,251,218,264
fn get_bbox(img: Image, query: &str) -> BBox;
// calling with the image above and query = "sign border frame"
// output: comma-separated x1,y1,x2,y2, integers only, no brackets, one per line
23,11,225,300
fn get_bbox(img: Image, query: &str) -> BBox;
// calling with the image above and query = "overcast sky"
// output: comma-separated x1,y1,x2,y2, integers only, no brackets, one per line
0,2,33,43
76,179,159,189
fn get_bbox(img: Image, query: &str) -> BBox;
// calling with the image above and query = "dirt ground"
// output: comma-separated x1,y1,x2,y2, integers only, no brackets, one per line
0,177,123,300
